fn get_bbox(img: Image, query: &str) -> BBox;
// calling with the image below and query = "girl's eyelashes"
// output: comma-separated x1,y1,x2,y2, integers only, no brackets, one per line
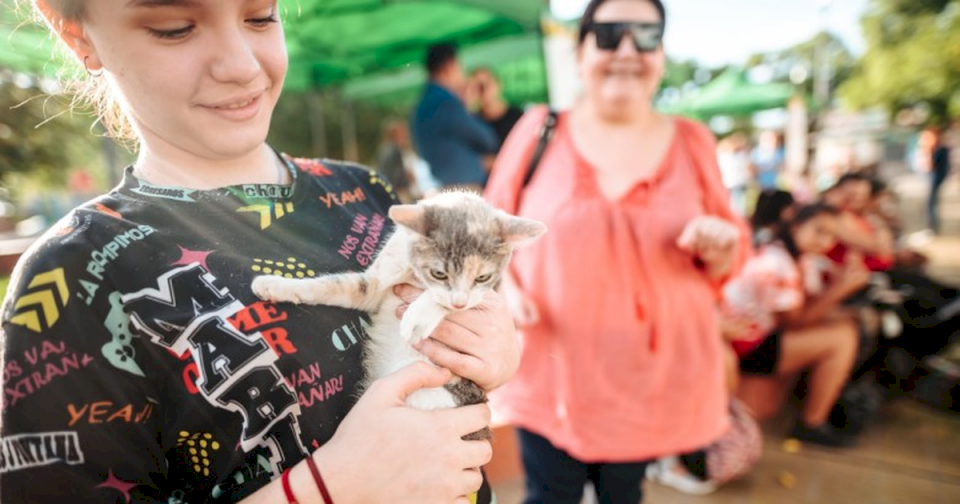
146,9,276,40
248,14,279,28
147,25,194,40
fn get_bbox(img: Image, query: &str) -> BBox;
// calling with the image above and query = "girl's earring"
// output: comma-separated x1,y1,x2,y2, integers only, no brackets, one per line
83,56,104,78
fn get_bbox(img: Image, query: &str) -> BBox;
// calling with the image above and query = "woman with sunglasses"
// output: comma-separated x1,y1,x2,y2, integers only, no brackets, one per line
484,1,750,502
1,1,520,503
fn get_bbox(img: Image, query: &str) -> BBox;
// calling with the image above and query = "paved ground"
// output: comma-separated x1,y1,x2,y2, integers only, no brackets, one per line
492,167,960,504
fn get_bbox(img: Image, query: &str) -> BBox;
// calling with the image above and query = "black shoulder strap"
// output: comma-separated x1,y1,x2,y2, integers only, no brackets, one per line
521,108,559,189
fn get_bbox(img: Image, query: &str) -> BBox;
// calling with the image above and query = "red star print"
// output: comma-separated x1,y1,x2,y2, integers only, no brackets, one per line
171,246,214,271
96,469,138,504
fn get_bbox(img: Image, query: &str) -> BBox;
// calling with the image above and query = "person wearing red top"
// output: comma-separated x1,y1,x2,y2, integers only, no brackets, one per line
483,1,750,502
825,173,896,272
2,1,517,503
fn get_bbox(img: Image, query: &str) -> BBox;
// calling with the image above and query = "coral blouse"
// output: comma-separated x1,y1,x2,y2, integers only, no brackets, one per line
484,107,750,462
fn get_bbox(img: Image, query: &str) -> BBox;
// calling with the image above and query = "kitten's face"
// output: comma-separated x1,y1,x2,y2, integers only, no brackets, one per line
413,246,508,311
390,192,546,311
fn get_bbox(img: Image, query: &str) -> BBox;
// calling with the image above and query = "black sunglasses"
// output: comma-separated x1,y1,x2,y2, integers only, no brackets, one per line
588,22,664,52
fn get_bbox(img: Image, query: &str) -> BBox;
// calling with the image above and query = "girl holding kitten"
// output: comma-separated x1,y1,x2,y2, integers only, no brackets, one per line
1,1,518,503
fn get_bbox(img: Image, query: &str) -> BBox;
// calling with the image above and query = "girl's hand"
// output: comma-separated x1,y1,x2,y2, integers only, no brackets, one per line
395,285,520,392
316,362,492,504
677,215,740,278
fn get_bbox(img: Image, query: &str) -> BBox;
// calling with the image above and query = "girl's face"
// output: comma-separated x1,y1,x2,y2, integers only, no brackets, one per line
792,214,838,255
578,0,665,121
69,0,287,162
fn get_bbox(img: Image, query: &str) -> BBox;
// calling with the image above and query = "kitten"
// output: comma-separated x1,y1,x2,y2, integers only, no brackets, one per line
251,191,545,440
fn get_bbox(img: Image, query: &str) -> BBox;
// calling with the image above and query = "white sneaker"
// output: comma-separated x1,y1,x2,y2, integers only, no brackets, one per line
646,456,718,496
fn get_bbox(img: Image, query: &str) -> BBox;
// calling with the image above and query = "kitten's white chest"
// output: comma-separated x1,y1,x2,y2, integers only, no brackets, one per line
364,297,457,410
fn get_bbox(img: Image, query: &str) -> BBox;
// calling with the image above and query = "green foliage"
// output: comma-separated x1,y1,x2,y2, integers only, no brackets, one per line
746,31,856,96
0,78,107,194
839,0,960,123
663,59,699,90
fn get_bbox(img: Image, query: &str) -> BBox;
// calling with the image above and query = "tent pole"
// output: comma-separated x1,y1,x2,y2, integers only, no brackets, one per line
341,96,359,162
307,88,328,157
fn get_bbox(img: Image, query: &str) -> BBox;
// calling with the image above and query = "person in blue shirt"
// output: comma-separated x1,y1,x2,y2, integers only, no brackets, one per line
750,130,785,190
412,43,498,191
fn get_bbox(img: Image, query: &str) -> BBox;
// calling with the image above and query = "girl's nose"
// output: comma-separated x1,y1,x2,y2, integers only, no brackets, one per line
210,29,261,84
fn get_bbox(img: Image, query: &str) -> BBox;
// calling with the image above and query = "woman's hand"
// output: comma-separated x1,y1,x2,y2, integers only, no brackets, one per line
500,269,540,328
719,314,753,342
504,286,540,329
316,362,492,504
677,215,741,279
395,284,520,392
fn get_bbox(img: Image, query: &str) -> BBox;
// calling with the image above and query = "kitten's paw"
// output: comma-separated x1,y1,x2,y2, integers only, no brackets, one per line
252,276,298,304
400,316,430,344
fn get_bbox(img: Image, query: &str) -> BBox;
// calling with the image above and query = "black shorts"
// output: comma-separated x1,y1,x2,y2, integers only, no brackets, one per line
739,331,782,375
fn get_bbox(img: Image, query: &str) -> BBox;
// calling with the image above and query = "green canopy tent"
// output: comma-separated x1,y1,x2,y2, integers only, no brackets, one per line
280,0,545,90
666,67,798,119
275,0,548,158
341,33,546,106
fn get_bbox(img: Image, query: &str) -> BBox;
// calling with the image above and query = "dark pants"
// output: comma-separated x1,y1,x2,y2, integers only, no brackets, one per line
517,428,650,504
928,168,949,232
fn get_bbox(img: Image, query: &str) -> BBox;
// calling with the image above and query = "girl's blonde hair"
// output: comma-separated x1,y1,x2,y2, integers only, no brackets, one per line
27,0,136,141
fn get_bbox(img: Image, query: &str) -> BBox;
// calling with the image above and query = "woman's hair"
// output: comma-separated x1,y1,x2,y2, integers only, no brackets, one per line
776,203,840,258
25,0,135,141
750,189,795,230
577,0,667,46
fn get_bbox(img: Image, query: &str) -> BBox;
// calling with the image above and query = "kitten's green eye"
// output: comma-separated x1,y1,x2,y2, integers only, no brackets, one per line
430,270,448,280
475,274,493,283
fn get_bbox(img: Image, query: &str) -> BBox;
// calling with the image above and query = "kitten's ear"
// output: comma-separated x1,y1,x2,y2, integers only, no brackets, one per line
498,212,547,247
389,204,427,234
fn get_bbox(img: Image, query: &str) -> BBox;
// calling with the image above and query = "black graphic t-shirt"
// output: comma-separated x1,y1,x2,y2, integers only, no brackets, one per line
0,155,492,503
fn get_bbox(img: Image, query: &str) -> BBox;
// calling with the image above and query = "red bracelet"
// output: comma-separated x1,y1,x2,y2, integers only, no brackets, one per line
305,456,334,504
281,467,298,504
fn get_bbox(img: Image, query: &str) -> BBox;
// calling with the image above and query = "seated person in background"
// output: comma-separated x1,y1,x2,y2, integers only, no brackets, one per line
376,119,421,203
824,173,896,272
725,204,869,446
750,189,795,246
866,179,929,271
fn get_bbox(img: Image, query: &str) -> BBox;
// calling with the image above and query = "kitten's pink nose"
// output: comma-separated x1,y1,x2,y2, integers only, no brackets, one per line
452,302,466,310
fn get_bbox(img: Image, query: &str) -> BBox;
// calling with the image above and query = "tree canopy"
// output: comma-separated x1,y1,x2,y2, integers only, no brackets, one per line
839,0,960,123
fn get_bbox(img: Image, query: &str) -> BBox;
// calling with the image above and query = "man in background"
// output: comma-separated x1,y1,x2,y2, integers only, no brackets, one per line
469,67,524,152
411,43,498,191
